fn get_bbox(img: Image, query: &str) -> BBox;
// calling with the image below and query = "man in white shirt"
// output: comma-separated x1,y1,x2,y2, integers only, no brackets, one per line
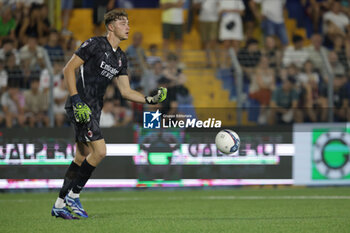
194,0,219,67
283,35,309,68
251,0,288,46
160,0,184,57
100,99,115,128
19,35,46,71
53,76,69,127
305,33,328,73
323,1,350,35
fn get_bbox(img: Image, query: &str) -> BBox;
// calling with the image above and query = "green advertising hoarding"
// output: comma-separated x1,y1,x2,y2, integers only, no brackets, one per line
312,128,350,180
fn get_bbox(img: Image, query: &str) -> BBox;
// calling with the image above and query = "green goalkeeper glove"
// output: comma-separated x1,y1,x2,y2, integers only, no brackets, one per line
145,87,167,105
71,94,92,123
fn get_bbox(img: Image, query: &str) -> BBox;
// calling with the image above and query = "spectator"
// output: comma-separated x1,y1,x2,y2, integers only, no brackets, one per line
141,61,164,96
323,0,350,36
325,51,346,79
19,34,45,72
163,52,186,86
243,0,257,40
44,30,64,62
126,32,148,89
0,57,8,95
194,0,220,68
1,84,25,128
18,4,47,45
218,0,245,68
62,35,78,62
176,84,195,118
0,38,20,65
237,38,262,76
53,75,68,127
100,98,116,127
305,33,329,73
23,78,49,127
93,0,116,36
61,0,73,35
0,5,16,41
269,76,299,124
283,35,309,68
280,63,301,86
319,74,349,121
113,99,133,127
251,0,289,46
38,3,51,44
130,87,144,125
298,60,320,85
249,56,275,124
297,63,326,122
263,36,282,70
4,52,23,88
333,35,349,72
160,0,184,58
126,32,147,72
146,44,162,66
40,60,64,92
302,0,330,33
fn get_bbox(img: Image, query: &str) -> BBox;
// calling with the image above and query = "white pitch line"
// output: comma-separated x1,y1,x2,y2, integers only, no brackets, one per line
1,195,350,203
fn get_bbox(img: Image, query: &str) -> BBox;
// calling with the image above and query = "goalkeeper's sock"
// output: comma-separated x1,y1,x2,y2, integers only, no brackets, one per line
68,190,80,198
55,197,65,208
71,160,95,194
58,161,81,199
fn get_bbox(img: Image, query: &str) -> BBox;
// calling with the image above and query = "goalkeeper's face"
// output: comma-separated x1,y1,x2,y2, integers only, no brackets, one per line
111,17,130,41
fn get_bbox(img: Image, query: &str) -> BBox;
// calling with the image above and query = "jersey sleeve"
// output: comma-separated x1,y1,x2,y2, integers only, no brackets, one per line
74,38,98,62
117,52,128,77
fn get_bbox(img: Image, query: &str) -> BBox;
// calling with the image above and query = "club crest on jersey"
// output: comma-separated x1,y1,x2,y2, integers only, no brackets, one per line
81,38,92,48
118,58,122,67
87,129,93,138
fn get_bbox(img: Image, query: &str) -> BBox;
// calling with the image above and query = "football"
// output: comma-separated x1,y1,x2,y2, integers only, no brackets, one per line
215,129,240,154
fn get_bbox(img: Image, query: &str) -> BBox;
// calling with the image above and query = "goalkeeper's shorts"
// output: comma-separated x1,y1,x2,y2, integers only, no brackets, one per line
66,107,103,143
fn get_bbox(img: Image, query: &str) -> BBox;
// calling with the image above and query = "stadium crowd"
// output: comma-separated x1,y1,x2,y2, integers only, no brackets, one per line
0,0,349,127
210,0,350,124
0,0,193,128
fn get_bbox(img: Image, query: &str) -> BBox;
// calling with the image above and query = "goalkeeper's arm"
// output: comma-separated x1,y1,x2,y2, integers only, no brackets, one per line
63,54,84,97
115,75,167,104
63,54,91,123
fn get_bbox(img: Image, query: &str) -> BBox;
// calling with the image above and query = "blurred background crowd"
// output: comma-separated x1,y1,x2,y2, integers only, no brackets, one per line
0,0,349,128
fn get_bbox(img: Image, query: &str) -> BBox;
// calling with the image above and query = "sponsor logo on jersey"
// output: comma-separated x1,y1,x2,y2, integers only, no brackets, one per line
100,61,119,79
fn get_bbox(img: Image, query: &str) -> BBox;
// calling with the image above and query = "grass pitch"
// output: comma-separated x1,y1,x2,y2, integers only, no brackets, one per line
1,187,350,233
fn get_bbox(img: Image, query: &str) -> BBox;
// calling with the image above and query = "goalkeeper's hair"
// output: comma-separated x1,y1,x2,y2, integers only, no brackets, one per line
104,9,128,28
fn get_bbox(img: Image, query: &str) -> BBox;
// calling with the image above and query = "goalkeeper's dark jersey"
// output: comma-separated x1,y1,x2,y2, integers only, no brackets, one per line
65,36,128,115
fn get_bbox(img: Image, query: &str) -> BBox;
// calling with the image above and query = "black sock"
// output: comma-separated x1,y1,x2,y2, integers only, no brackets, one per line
58,161,81,199
71,160,95,194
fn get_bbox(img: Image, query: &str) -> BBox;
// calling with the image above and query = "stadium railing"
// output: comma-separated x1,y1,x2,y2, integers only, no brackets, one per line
43,50,55,127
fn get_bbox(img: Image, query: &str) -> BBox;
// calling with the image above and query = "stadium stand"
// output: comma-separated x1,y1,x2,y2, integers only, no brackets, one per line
0,0,349,128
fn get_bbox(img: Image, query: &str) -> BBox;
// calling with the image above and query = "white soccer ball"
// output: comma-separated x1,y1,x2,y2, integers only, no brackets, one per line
215,129,240,154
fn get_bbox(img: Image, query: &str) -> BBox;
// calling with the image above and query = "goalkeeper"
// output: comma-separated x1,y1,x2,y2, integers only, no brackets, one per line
51,9,167,220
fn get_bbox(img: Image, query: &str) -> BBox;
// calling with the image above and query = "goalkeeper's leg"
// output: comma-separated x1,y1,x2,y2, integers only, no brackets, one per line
65,139,107,218
52,143,89,219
